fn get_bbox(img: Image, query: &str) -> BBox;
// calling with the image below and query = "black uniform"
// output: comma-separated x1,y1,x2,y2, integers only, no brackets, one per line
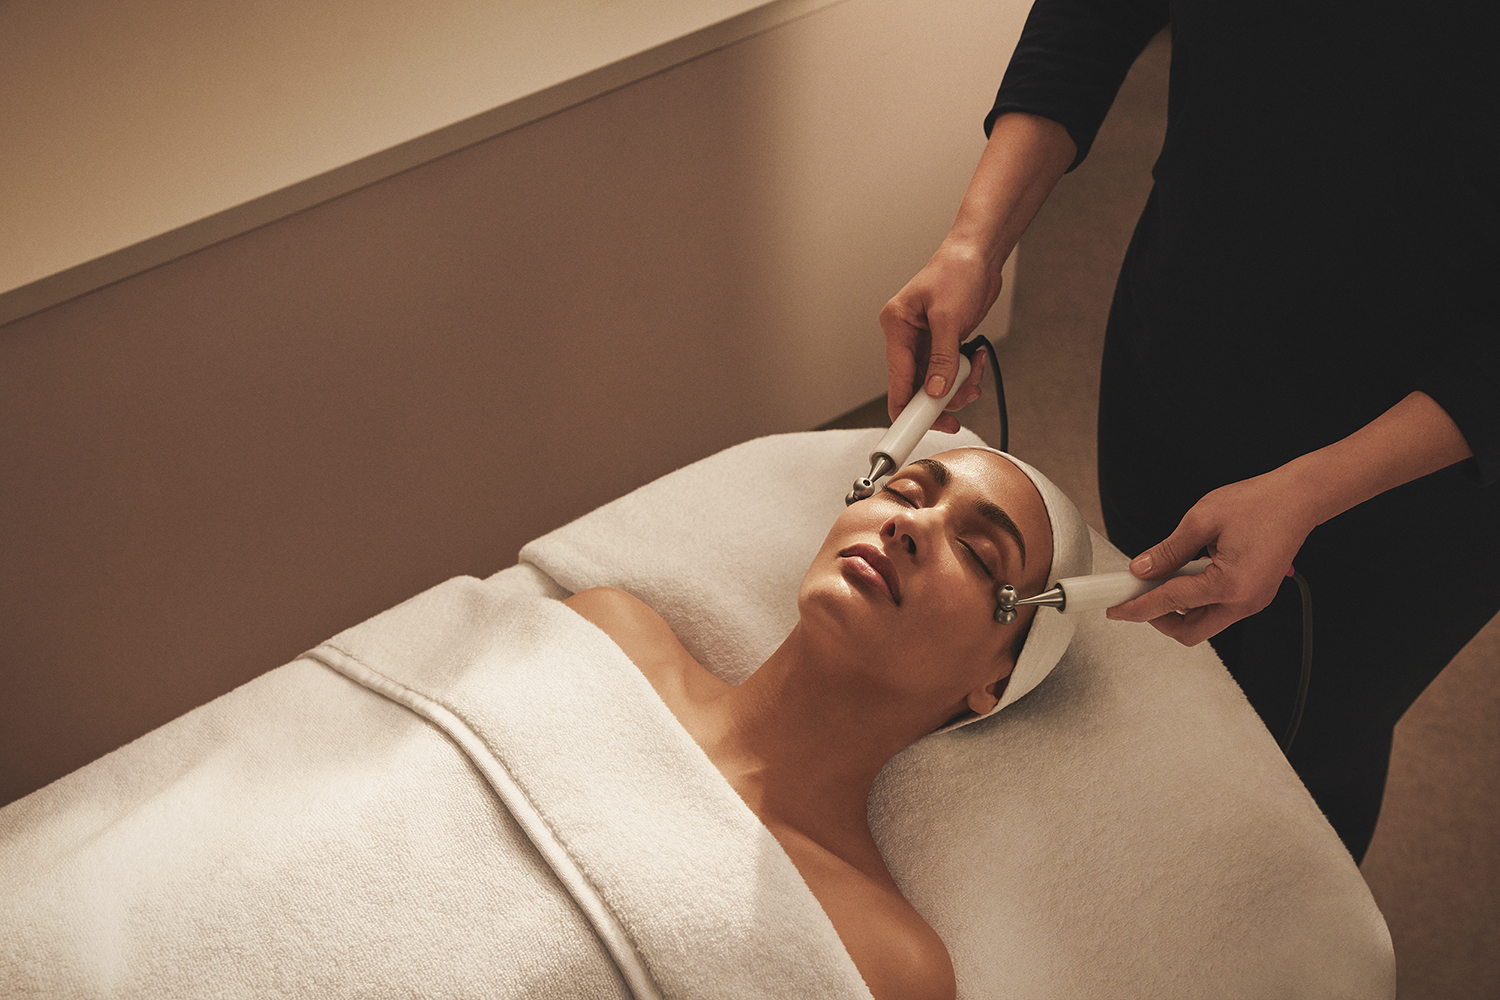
989,0,1499,860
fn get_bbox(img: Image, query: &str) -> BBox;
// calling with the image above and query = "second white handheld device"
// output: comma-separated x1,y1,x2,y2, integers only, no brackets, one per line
996,557,1213,623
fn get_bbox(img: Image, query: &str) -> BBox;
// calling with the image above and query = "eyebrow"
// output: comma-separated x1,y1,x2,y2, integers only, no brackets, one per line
911,458,1028,567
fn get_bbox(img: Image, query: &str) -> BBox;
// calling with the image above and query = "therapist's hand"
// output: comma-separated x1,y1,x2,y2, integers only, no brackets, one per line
879,241,995,432
1107,390,1475,645
1106,469,1317,645
880,113,1075,432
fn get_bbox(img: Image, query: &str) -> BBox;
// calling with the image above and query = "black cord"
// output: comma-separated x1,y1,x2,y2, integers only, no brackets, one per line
960,335,1008,453
1280,570,1314,753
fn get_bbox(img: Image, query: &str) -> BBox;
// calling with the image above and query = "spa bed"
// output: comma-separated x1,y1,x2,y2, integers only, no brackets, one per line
0,428,1395,998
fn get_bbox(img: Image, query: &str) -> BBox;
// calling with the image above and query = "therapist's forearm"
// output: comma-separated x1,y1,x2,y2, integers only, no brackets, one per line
943,113,1076,273
1278,391,1473,529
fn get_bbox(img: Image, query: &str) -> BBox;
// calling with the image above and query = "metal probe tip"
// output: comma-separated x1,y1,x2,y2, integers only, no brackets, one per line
845,478,876,506
844,454,897,506
994,583,1066,623
995,585,1019,624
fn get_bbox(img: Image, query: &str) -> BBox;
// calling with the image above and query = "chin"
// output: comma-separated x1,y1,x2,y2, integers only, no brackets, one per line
795,573,886,647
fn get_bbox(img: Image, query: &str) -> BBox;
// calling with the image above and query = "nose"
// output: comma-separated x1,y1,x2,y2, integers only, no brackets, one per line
881,509,927,557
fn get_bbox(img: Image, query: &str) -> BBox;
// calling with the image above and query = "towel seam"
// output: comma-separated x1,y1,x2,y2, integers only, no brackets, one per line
304,643,663,1000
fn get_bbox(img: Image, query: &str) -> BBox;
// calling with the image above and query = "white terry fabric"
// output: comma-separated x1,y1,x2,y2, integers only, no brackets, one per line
0,579,872,1000
515,427,1396,1000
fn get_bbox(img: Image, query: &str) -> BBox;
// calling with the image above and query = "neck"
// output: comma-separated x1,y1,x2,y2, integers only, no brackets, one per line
697,624,936,850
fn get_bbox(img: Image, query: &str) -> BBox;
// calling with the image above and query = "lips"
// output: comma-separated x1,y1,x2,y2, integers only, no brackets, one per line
839,543,902,604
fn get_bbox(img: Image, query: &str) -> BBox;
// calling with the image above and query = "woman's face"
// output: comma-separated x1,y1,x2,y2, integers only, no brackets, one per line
798,449,1054,719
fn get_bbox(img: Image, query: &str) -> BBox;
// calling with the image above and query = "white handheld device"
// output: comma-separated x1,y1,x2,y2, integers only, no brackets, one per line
996,557,1213,622
845,354,972,505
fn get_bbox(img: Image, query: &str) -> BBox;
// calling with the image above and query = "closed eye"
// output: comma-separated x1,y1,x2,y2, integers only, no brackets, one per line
960,540,996,579
880,485,917,507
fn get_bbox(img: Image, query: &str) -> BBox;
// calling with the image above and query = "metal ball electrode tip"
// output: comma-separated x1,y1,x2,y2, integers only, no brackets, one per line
845,455,896,506
845,477,877,506
995,584,1019,625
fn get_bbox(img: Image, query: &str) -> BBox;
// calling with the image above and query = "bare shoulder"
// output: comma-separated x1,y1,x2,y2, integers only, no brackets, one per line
563,587,721,699
838,881,956,1000
564,585,662,631
780,831,955,1000
563,587,676,662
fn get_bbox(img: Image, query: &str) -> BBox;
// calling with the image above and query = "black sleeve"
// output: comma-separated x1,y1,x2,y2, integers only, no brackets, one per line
1413,313,1500,486
985,0,1171,170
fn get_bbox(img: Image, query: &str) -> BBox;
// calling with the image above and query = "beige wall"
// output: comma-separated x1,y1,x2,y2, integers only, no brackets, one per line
0,0,845,318
0,0,1028,804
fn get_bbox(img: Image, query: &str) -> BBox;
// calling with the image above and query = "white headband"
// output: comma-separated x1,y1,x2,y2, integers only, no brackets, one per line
935,448,1093,732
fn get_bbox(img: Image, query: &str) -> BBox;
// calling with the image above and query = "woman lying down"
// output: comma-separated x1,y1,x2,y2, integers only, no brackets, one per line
0,445,1087,1000
568,447,1083,1000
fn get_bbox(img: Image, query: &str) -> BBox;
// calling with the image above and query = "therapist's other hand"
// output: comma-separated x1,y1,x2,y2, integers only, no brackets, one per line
1106,470,1316,645
1108,392,1472,644
880,241,997,433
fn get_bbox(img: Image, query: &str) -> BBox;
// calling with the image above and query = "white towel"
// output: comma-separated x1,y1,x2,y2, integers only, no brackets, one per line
0,578,873,1000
